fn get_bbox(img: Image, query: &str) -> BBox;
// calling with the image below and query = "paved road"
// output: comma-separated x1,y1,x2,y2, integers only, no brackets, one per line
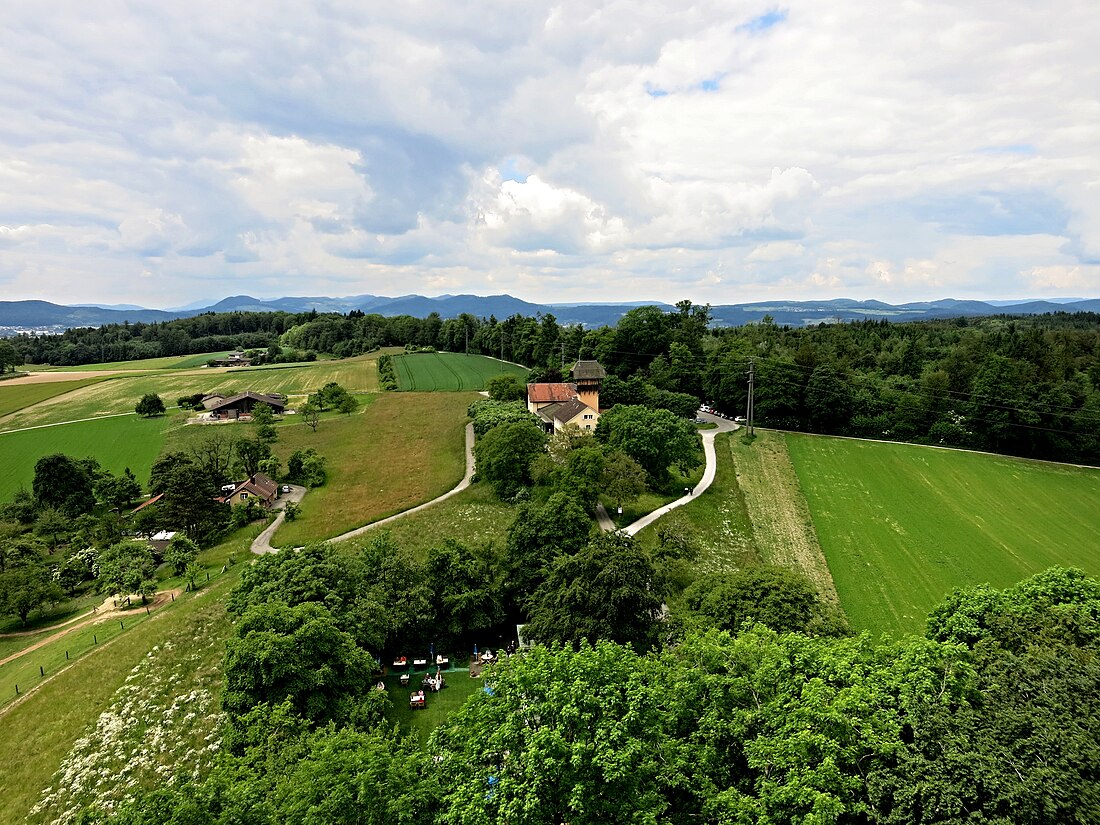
251,423,476,554
598,412,738,536
249,484,308,554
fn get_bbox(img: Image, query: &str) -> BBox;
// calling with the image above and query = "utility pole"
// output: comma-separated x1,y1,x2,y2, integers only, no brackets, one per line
746,358,755,436
465,326,469,356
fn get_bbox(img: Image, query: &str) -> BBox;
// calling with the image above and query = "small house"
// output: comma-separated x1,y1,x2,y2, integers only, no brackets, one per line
221,473,279,507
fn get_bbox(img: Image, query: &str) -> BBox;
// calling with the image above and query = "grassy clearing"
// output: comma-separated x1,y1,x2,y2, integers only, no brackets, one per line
786,433,1100,635
0,571,237,825
274,392,476,545
382,671,482,746
37,351,231,372
0,377,108,420
351,482,518,558
393,352,526,391
0,414,170,500
0,354,381,430
633,433,761,574
602,462,706,530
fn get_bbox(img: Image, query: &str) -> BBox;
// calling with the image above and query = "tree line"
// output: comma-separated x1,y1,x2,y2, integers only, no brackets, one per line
9,303,1100,463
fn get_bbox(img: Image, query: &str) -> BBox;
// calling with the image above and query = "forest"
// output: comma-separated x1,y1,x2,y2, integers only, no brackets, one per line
76,540,1100,825
10,303,1100,464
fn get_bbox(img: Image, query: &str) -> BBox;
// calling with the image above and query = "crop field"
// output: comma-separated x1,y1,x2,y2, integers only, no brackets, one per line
0,377,107,421
786,434,1100,635
0,354,382,430
393,351,526,391
0,414,169,500
273,391,476,545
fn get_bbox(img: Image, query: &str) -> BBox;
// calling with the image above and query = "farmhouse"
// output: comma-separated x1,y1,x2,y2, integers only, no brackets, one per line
526,360,605,433
208,351,252,367
205,391,286,419
220,473,279,507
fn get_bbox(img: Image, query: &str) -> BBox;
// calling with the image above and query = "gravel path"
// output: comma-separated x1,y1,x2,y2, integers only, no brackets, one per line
598,413,738,535
251,423,476,553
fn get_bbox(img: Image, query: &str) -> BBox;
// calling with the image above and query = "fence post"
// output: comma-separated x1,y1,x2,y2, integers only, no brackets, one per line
14,685,18,695
65,651,69,660
94,634,97,644
120,621,124,630
39,666,44,677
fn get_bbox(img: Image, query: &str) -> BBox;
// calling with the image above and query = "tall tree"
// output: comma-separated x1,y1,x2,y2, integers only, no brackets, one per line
32,453,94,516
594,405,702,484
473,419,547,499
525,531,663,652
97,540,157,603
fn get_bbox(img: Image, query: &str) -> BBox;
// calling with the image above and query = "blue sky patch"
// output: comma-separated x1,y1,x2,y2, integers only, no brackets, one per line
975,144,1037,156
498,157,529,183
700,76,722,92
905,190,1068,236
645,84,669,98
738,9,788,34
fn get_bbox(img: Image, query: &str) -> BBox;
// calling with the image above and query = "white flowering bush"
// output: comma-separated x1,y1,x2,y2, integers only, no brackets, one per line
29,610,227,824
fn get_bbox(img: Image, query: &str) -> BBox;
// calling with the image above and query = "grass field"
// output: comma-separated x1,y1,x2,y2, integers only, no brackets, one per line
0,354,382,430
36,351,232,371
273,392,476,545
0,414,170,500
393,352,526,391
382,671,482,746
633,433,761,574
351,482,518,558
786,433,1100,635
0,571,237,825
0,377,108,420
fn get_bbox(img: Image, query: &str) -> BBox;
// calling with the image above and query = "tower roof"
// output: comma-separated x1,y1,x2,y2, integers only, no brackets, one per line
571,360,606,381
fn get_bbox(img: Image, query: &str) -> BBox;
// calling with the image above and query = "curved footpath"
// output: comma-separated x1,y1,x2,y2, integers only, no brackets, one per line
251,424,476,554
254,415,733,554
596,412,738,535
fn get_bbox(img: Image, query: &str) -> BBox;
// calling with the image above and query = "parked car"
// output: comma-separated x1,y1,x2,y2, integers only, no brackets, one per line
734,416,747,424
281,484,291,494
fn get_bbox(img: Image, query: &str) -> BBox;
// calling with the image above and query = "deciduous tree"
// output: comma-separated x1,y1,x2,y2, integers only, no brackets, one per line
135,393,166,417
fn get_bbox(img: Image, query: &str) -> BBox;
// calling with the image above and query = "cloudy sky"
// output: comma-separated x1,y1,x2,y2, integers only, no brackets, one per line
1,1,1097,308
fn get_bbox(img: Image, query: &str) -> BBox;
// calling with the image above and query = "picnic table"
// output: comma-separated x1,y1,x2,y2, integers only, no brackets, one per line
399,673,410,686
392,656,408,668
435,655,450,668
413,658,428,669
409,690,426,709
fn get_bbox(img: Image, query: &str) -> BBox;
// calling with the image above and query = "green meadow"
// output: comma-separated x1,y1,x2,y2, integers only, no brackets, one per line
786,434,1100,635
0,377,108,420
0,354,382,430
35,351,232,371
0,415,169,499
394,351,526,391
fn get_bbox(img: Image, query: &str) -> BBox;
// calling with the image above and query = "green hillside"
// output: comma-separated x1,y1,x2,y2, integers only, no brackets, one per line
786,434,1100,634
0,415,169,499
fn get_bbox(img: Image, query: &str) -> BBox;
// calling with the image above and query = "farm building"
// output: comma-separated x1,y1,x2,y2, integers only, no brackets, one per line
208,351,252,367
526,360,604,433
205,392,286,419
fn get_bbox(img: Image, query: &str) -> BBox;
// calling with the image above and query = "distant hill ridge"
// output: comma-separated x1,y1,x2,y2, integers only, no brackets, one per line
2,294,1099,332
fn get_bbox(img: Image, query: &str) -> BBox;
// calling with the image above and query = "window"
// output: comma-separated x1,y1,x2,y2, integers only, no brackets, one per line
240,492,249,499
583,413,594,419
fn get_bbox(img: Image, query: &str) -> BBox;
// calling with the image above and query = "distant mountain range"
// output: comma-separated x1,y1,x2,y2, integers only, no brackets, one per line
2,294,1099,334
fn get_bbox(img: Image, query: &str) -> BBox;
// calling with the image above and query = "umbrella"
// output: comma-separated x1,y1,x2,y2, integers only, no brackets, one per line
430,641,435,661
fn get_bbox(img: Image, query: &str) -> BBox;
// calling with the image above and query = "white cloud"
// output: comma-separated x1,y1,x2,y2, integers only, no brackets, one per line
0,1,1097,306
